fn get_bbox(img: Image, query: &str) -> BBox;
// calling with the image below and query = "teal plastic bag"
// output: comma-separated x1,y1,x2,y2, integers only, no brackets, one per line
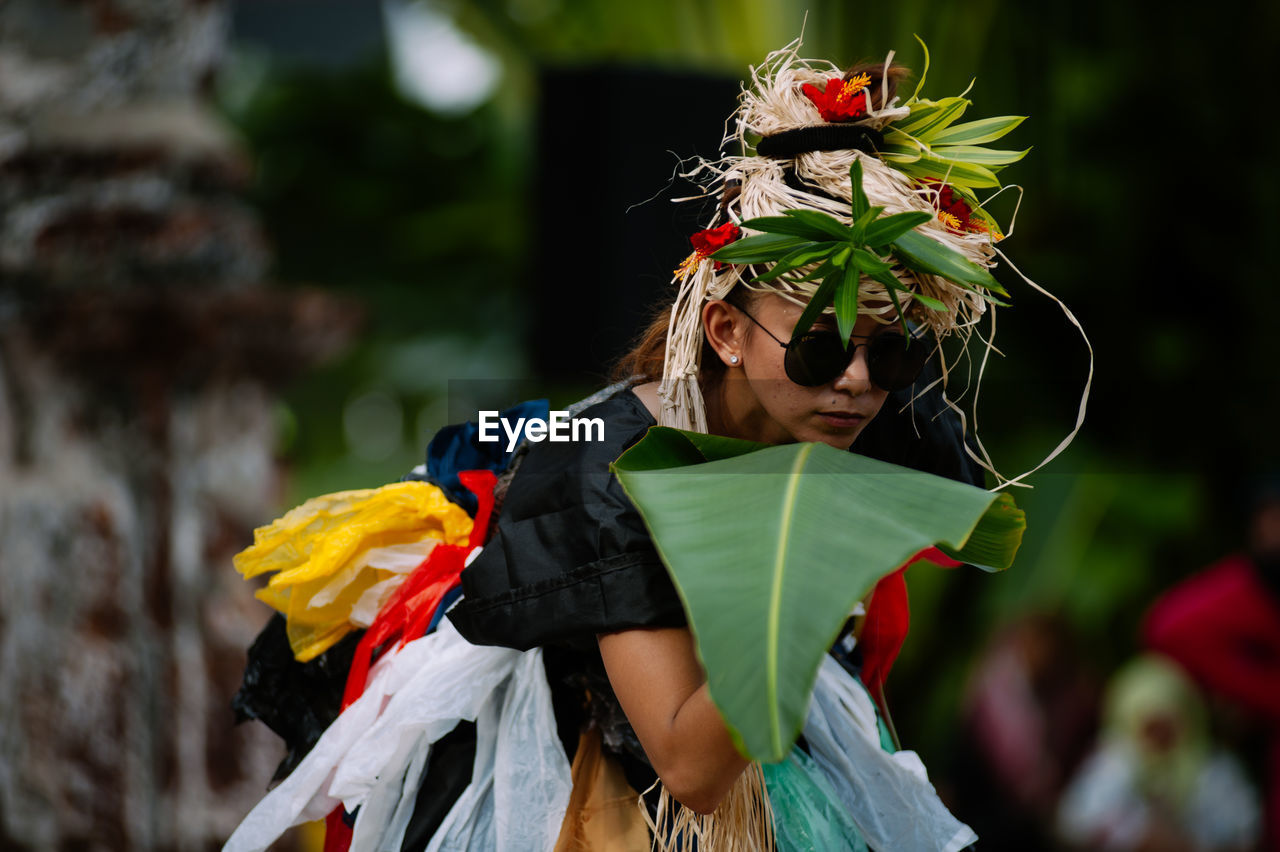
763,747,868,852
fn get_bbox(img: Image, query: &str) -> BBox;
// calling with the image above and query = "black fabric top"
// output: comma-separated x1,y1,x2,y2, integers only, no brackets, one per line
448,388,686,651
448,365,981,652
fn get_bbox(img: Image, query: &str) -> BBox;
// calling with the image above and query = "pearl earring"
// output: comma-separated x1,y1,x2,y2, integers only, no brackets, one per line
729,355,740,365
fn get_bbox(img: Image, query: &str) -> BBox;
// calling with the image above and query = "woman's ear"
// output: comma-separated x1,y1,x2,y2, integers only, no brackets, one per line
703,301,745,367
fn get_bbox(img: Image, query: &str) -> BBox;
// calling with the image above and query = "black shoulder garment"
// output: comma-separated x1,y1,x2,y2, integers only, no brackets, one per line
448,389,687,651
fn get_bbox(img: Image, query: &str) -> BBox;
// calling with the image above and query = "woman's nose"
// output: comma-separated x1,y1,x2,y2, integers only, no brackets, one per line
832,344,874,394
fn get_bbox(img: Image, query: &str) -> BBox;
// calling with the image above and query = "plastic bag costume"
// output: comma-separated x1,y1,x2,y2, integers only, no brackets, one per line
225,380,982,851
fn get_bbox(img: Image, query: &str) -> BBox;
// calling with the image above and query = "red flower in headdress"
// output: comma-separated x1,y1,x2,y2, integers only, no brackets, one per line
690,222,742,255
937,183,973,231
925,179,986,234
802,73,871,123
675,222,741,276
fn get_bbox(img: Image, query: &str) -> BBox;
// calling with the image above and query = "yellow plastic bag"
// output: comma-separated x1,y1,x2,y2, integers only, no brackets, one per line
234,482,472,661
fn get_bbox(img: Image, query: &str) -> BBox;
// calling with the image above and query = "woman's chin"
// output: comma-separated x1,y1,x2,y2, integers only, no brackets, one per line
791,424,863,450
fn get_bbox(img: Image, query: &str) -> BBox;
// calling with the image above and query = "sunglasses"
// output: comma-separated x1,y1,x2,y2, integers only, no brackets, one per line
735,306,932,391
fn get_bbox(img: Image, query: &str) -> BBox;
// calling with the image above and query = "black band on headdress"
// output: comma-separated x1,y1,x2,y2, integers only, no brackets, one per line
781,168,843,205
755,125,884,158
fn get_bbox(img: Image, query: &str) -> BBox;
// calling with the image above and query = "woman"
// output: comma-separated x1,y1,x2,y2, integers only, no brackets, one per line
227,39,1039,851
447,295,919,842
603,296,896,813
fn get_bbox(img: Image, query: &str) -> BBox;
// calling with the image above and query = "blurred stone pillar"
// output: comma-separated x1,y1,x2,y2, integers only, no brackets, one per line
0,1,355,848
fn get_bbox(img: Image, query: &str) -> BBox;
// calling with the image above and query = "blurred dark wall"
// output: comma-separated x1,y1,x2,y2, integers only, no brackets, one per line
531,65,739,382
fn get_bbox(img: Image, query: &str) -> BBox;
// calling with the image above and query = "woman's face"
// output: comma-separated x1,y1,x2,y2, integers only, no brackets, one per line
704,293,891,449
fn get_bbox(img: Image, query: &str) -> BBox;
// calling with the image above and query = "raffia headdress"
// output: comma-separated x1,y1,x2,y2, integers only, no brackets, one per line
659,38,1091,488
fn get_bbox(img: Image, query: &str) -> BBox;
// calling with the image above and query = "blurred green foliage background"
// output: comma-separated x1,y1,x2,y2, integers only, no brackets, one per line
220,0,1278,815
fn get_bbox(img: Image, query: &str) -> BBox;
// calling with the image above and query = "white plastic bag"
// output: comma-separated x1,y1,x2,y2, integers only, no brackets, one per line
492,650,573,850
803,656,978,852
347,729,433,852
329,621,520,805
223,621,520,852
417,648,573,851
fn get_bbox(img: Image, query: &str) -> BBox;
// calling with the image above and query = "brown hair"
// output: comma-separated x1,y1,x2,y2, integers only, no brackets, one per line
845,60,911,112
611,303,672,383
611,285,759,385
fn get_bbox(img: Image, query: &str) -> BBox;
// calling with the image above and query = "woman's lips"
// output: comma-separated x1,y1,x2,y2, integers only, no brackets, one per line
817,411,866,429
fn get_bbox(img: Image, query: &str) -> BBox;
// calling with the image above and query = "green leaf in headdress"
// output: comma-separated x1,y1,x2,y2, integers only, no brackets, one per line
780,209,854,241
709,233,810,263
834,260,861,344
895,96,971,139
892,229,1007,296
864,211,933,248
751,243,842,283
930,115,1026,146
932,145,1031,168
850,158,871,220
711,158,1010,341
738,216,838,242
895,157,1004,190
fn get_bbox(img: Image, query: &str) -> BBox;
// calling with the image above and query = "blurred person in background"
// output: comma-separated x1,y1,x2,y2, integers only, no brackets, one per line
1144,484,1280,850
954,612,1099,850
1056,654,1261,852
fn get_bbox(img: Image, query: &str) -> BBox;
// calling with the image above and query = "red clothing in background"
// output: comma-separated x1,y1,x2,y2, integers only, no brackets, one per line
1144,553,1280,850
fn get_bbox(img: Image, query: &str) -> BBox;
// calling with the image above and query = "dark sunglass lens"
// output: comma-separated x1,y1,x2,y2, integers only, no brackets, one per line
784,333,847,387
867,335,931,391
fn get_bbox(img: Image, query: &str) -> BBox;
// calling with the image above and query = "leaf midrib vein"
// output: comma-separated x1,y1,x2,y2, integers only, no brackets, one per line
766,444,812,754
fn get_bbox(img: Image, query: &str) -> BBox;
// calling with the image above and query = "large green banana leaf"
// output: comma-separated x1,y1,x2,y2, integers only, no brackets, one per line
612,427,1025,762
